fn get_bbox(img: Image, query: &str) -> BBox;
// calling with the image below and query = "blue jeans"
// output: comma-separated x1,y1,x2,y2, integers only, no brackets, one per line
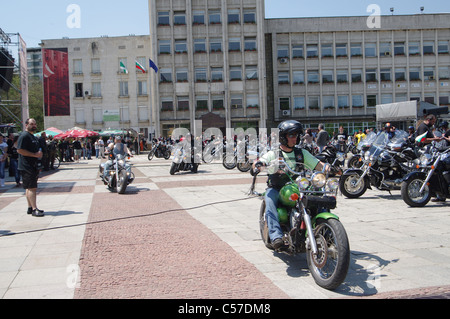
9,158,20,183
0,160,5,179
265,188,283,242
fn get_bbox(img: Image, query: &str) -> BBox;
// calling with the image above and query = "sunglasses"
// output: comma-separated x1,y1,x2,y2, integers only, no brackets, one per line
287,134,298,138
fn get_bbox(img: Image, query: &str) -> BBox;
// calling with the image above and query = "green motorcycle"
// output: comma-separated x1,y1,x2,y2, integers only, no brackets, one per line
249,159,350,290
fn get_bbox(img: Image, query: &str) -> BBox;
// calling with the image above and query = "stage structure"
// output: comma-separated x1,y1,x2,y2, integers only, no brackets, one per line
0,28,29,131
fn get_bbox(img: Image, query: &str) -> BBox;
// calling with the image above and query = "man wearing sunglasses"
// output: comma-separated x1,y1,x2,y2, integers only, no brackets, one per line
252,120,329,250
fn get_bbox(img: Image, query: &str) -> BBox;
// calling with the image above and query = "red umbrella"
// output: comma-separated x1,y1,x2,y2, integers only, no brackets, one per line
55,129,99,139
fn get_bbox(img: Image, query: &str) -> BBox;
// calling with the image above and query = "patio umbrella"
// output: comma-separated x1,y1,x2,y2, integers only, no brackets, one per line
35,127,64,137
55,129,99,139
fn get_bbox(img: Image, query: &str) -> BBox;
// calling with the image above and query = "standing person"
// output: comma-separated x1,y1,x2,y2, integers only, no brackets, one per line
17,118,44,217
415,114,441,146
38,132,49,171
98,138,105,158
73,138,82,163
47,136,57,170
8,135,21,186
316,123,330,152
94,139,99,158
0,133,8,187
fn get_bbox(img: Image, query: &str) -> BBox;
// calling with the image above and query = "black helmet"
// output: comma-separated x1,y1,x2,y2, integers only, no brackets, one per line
278,120,304,146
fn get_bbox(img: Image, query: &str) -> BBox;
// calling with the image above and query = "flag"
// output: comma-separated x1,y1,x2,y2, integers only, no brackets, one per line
149,59,158,73
415,132,427,144
119,61,128,74
43,63,55,78
135,60,147,73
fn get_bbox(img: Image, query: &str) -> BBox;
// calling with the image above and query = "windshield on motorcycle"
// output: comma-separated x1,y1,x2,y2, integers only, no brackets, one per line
387,130,408,149
365,132,389,161
357,132,377,150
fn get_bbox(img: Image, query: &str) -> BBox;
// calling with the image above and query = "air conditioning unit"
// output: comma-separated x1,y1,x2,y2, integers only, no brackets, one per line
280,58,288,64
282,110,291,116
384,51,391,56
84,90,91,99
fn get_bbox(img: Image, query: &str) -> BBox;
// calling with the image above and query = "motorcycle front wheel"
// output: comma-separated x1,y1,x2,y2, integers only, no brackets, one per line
307,218,350,290
170,162,178,175
117,170,128,194
339,172,368,198
148,151,155,161
401,178,431,207
237,161,252,172
222,155,237,170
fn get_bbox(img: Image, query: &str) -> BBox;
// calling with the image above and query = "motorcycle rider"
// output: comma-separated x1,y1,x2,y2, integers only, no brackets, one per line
102,136,132,179
252,120,329,250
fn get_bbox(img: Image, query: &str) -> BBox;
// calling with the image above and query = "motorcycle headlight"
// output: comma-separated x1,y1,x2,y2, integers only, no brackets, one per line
118,160,125,166
364,151,371,161
337,152,345,162
311,173,326,188
327,178,339,191
420,154,432,166
296,176,310,189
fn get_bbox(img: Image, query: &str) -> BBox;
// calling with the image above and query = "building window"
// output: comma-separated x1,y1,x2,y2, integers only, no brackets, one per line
394,42,405,55
75,109,85,124
380,68,391,81
338,95,349,108
352,95,364,107
308,96,320,109
195,68,207,82
423,41,434,55
158,12,170,26
228,9,240,24
92,82,102,97
336,43,347,57
120,107,130,122
395,68,406,81
351,43,362,56
439,93,450,105
294,97,305,110
365,43,377,57
177,96,189,111
424,67,435,81
424,93,435,104
410,67,421,81
73,59,83,75
337,69,348,83
229,38,241,52
292,44,304,58
439,66,450,79
174,11,186,25
381,94,393,104
91,58,101,74
209,10,221,24
366,69,377,82
176,68,188,82
137,81,147,96
210,38,222,52
395,94,407,102
93,108,103,123
196,96,208,110
247,94,259,108
380,42,391,56
246,65,258,80
306,44,318,58
244,9,256,24
231,94,243,109
438,41,449,54
278,45,289,59
278,71,289,84
212,95,224,110
194,38,206,53
244,37,257,51
193,10,205,25
351,69,362,83
161,98,173,111
322,70,334,83
138,106,149,121
409,42,420,55
367,95,377,107
321,44,333,58
279,97,290,110
159,40,171,54
119,81,128,97
211,67,223,82
308,70,319,83
160,68,172,83
175,39,187,54
323,96,335,109
293,71,304,84
230,66,242,81
75,83,83,97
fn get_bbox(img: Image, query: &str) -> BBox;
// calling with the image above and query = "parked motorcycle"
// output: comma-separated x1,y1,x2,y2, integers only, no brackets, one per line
346,132,377,169
249,159,350,290
99,153,134,194
315,144,345,176
401,145,450,207
148,142,171,161
170,144,200,175
339,130,418,198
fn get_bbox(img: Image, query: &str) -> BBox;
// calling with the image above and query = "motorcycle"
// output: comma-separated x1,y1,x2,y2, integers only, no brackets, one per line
339,130,419,198
249,159,350,290
148,142,171,160
170,144,200,175
99,153,134,194
401,145,450,207
346,132,377,169
315,143,345,176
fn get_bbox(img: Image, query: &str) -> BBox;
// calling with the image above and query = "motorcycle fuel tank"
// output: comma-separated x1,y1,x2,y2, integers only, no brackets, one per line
279,183,300,208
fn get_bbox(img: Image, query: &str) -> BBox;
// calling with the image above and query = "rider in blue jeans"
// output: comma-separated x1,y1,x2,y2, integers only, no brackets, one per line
252,120,329,250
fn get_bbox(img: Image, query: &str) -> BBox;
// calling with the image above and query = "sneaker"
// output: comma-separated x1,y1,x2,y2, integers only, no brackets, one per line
32,208,45,217
272,238,284,250
27,207,33,215
431,197,446,202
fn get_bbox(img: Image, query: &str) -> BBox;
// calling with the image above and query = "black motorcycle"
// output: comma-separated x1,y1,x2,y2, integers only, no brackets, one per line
148,142,171,160
315,144,345,176
169,144,200,175
339,130,418,198
401,145,450,207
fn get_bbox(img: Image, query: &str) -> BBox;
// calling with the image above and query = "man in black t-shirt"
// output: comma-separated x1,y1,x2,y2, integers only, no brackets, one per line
415,114,441,147
17,118,44,217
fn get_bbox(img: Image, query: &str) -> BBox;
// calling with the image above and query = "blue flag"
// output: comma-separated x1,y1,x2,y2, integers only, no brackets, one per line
149,59,158,73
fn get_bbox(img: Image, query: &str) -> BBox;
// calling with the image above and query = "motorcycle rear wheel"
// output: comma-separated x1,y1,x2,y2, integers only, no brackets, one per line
164,150,171,160
223,155,237,170
259,200,273,249
401,178,431,207
307,218,350,290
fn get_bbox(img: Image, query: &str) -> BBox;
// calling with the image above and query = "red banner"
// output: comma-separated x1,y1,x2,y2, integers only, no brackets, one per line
43,48,70,116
